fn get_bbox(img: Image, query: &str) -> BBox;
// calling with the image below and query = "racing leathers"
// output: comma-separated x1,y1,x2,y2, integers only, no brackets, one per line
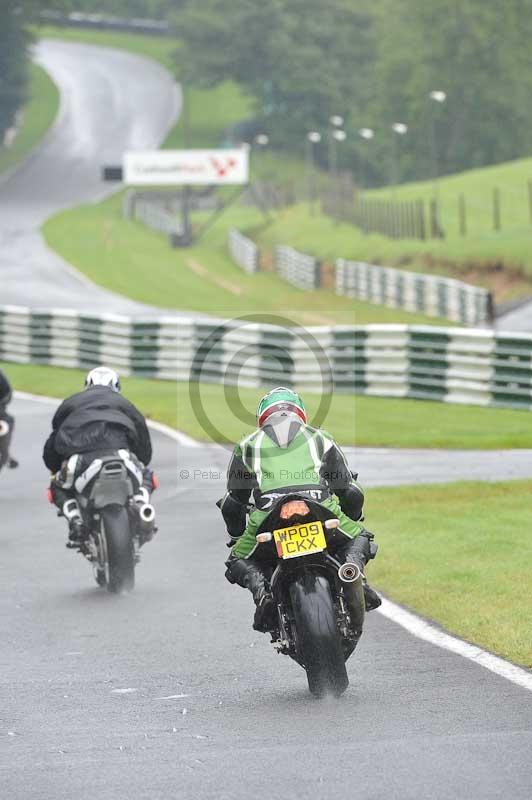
220,421,380,629
43,386,154,536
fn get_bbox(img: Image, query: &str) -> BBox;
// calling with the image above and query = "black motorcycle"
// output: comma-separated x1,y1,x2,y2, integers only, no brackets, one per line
59,454,156,593
251,494,366,698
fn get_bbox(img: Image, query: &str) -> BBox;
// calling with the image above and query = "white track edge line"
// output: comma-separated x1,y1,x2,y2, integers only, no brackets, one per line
145,419,199,448
14,391,532,691
378,597,532,692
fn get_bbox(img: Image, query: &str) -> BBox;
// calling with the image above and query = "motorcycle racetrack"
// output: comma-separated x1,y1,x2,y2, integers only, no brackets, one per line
2,394,532,799
1,40,532,800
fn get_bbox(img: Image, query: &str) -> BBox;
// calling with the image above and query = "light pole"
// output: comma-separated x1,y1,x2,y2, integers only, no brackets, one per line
428,90,447,191
306,131,321,215
328,115,344,179
253,133,269,181
358,127,375,190
428,89,447,233
391,122,408,196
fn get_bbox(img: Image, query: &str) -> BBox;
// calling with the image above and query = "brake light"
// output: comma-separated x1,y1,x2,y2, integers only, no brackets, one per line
46,488,53,504
280,500,310,520
152,473,160,490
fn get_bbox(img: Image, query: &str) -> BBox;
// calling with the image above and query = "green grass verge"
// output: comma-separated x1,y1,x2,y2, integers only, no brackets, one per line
369,480,532,667
5,361,532,449
0,64,59,177
42,193,450,326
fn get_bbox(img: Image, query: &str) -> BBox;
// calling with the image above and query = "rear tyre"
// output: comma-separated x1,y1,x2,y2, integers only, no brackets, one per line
101,505,135,593
290,573,348,698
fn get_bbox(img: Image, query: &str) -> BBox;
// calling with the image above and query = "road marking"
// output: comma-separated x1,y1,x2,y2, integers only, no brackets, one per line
14,391,532,691
155,693,189,700
378,598,532,692
146,418,199,448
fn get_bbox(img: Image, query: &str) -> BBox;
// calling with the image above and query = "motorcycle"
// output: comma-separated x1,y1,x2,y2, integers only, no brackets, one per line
51,452,156,593
250,493,366,698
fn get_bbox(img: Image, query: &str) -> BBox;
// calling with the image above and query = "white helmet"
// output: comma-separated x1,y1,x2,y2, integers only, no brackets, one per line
85,366,121,392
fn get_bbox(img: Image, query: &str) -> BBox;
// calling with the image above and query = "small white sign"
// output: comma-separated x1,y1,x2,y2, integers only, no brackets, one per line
123,148,249,186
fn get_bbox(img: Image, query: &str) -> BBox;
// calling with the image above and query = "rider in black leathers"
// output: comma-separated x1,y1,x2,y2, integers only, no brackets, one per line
43,367,154,542
0,369,18,470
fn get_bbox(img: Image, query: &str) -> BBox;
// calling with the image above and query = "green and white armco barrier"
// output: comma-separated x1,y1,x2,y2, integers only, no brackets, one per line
336,258,494,326
1,305,532,409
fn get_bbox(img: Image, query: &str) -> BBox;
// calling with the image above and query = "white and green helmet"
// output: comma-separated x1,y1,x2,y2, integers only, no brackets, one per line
256,386,307,428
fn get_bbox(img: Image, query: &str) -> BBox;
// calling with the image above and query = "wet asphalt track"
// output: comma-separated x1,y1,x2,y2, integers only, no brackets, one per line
497,301,532,332
2,396,532,800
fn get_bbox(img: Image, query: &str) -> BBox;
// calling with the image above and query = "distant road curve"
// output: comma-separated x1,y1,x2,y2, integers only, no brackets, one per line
0,38,182,314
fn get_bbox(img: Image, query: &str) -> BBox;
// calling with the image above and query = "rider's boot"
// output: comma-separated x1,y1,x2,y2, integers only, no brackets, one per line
62,499,87,547
7,456,18,469
342,533,382,612
225,557,276,632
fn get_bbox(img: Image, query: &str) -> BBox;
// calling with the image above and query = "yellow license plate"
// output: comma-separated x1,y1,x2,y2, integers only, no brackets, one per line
273,521,326,560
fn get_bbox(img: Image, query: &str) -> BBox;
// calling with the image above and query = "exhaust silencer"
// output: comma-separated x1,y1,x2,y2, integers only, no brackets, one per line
338,561,362,584
0,420,10,437
138,503,156,538
338,561,365,633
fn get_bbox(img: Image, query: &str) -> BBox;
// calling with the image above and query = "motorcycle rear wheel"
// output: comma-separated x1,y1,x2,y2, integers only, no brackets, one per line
101,505,135,593
290,573,348,698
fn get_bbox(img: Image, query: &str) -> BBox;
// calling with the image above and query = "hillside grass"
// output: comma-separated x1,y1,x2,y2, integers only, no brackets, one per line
0,64,59,178
369,480,532,667
5,361,532,449
362,157,532,299
42,192,453,326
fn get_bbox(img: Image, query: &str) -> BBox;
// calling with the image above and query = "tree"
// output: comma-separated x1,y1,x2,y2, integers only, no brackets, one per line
177,0,375,153
0,1,69,145
372,0,532,180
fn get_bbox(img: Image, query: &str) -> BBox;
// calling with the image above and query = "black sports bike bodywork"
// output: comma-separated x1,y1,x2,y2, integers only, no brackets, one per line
68,454,155,593
252,493,365,698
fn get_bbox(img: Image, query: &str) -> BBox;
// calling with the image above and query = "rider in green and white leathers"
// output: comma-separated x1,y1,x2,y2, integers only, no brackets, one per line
228,424,364,560
219,387,380,631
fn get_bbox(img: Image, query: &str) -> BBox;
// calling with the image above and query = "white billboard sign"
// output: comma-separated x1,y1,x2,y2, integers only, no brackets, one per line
123,148,249,186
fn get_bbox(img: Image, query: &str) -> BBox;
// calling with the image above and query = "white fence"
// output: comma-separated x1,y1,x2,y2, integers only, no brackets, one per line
123,193,183,240
2,306,532,409
275,245,321,290
336,258,493,326
228,229,260,274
